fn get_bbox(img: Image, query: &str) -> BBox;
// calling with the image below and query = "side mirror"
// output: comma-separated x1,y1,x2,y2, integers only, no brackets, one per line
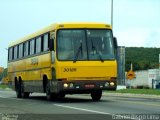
49,38,54,51
113,37,118,59
113,37,118,49
49,33,55,51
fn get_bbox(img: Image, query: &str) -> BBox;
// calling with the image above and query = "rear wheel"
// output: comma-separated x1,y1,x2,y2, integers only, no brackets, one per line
16,81,22,98
22,92,30,98
21,82,30,98
91,90,102,101
16,80,30,98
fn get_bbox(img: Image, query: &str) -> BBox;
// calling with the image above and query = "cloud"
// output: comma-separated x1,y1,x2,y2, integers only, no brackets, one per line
114,28,159,47
144,30,160,47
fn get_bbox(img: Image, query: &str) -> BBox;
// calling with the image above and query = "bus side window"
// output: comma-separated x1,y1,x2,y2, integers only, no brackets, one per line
14,46,18,60
24,41,29,56
19,43,23,58
8,47,13,61
43,33,49,51
36,36,42,53
30,39,35,55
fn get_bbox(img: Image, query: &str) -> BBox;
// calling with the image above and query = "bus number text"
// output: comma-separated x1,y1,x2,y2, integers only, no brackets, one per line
63,68,77,72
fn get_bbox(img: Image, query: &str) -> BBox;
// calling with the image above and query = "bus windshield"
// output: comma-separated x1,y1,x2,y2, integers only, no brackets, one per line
57,29,115,61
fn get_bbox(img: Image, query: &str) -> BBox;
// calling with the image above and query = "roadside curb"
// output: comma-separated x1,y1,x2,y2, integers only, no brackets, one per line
104,93,160,99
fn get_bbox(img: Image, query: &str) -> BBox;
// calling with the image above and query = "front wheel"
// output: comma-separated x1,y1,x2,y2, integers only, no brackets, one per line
91,90,102,101
58,93,65,98
46,81,57,100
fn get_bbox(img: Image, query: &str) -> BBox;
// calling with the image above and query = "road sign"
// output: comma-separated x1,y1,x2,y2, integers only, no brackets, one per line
126,70,136,80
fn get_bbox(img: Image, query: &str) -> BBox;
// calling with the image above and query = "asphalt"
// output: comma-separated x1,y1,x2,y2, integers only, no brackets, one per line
0,89,160,120
104,92,160,99
1,87,160,99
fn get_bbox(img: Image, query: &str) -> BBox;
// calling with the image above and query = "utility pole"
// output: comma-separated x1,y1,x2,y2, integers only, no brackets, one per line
111,0,113,29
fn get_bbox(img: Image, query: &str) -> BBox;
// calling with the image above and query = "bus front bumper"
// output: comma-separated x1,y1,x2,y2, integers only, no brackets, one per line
50,80,117,94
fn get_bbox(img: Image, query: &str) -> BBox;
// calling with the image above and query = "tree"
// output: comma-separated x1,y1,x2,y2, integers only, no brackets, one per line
125,47,160,71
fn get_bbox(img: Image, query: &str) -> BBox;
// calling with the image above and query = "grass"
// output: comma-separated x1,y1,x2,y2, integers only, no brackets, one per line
107,89,160,95
0,84,9,89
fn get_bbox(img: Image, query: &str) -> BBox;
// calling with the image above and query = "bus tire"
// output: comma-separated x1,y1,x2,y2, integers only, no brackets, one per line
46,81,54,100
16,81,22,98
22,92,30,98
59,93,65,98
21,82,30,98
91,90,102,101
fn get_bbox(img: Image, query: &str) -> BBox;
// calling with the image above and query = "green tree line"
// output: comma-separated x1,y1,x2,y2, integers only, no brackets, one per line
125,47,160,71
0,68,7,81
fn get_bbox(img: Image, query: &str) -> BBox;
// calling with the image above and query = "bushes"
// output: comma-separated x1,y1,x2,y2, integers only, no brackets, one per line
126,85,150,89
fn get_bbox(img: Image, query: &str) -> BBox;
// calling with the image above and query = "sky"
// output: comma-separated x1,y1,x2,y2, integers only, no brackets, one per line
0,0,160,67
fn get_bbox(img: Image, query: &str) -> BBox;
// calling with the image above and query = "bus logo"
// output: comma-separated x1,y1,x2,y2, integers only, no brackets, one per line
31,58,38,65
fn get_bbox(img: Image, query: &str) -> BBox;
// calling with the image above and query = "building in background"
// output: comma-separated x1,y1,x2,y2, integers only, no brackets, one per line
125,54,160,89
126,69,159,88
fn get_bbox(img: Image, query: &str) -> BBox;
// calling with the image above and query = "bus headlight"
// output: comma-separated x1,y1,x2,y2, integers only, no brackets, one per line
110,82,115,86
63,83,68,88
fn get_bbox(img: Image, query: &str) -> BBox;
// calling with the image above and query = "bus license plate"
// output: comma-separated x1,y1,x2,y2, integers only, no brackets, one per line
85,84,95,88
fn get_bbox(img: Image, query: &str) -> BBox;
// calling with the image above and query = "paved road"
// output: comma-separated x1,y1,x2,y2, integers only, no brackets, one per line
0,89,160,120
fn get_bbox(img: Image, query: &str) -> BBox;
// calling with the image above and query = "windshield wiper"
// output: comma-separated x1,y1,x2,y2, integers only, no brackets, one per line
73,41,82,63
91,39,104,62
98,53,104,62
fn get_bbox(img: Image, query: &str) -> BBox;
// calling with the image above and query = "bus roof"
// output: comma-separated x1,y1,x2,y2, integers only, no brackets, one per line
9,22,112,47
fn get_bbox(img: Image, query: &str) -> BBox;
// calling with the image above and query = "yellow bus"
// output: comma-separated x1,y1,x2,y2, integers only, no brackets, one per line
8,22,118,101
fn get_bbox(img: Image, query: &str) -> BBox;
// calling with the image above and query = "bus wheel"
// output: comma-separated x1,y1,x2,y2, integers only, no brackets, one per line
21,82,30,98
59,93,65,98
22,92,30,98
16,81,22,98
46,81,54,100
91,90,102,101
